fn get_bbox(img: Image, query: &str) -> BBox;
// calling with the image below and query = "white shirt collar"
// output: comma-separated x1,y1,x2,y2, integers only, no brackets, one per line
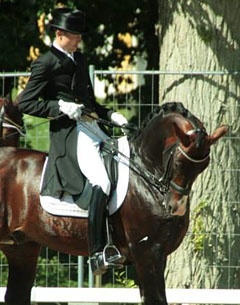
53,40,74,61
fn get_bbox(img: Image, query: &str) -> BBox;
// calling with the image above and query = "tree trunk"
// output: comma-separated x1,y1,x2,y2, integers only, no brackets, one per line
158,0,240,291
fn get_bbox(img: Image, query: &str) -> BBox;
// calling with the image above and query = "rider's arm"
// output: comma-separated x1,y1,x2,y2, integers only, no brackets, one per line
18,55,61,118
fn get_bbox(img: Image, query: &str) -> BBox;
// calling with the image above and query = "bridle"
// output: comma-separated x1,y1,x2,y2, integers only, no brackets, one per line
169,146,210,196
98,123,210,197
127,129,210,196
158,130,210,196
2,117,26,137
0,104,26,139
177,145,210,164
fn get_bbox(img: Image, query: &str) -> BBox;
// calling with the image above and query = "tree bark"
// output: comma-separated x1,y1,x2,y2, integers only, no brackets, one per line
158,0,240,291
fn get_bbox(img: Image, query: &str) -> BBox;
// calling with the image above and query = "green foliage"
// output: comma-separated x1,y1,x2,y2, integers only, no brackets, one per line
35,255,77,287
113,270,137,288
102,267,137,288
21,115,50,151
191,199,208,253
1,0,159,128
0,0,47,71
0,251,8,286
0,0,159,71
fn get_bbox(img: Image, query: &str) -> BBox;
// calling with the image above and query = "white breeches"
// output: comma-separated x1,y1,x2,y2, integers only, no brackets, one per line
76,120,111,195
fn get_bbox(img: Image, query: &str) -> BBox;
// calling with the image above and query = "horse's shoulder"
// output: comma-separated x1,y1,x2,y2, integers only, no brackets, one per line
16,148,47,160
0,147,47,161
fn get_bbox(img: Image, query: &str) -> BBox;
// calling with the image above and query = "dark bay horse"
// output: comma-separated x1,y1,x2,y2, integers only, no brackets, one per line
0,101,227,305
0,95,24,147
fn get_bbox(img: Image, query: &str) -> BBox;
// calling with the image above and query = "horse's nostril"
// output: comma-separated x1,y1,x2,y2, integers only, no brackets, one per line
170,204,177,215
169,196,188,216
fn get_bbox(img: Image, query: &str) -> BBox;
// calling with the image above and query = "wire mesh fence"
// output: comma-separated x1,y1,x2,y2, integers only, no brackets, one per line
0,69,239,291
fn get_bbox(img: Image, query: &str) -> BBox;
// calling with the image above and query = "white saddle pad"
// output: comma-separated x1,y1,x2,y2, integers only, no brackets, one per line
40,136,130,218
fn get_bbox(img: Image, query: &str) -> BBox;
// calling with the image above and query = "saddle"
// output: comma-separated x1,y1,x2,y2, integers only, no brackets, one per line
72,138,119,209
39,136,130,218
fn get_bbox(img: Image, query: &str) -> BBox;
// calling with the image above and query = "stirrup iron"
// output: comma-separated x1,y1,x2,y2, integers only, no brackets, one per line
103,213,125,268
102,244,125,268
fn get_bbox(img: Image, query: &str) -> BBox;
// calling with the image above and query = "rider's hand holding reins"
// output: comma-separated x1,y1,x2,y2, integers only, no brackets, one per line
58,100,83,120
111,112,128,126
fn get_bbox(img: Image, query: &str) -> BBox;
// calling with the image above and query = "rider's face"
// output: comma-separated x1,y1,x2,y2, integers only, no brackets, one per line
56,30,82,53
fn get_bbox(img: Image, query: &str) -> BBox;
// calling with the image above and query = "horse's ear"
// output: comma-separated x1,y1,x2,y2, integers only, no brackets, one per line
173,122,191,147
208,125,228,145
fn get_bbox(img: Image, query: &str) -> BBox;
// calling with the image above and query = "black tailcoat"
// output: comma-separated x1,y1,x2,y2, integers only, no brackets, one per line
19,46,112,197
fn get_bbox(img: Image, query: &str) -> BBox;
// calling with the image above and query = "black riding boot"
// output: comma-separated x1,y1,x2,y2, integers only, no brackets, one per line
88,186,107,256
88,186,125,275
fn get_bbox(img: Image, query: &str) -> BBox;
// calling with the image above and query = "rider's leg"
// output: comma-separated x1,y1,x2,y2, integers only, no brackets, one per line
76,121,124,275
88,185,108,275
76,121,111,194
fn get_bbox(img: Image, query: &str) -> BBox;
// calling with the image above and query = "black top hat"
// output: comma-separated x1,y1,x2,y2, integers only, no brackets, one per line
50,8,86,34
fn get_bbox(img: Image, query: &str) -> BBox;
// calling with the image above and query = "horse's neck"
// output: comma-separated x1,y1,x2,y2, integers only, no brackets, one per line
131,128,167,176
131,115,184,175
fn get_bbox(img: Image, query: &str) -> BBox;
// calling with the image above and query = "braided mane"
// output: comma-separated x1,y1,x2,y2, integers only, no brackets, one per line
130,102,199,140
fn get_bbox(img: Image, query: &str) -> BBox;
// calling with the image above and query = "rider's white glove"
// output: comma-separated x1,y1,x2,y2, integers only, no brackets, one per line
58,99,83,120
111,112,128,126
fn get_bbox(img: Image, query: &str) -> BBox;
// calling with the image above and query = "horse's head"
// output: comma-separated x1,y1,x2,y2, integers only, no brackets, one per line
161,108,228,216
0,94,24,147
132,102,228,217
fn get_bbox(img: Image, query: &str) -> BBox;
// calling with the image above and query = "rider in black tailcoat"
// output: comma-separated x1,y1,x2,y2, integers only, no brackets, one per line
18,8,126,275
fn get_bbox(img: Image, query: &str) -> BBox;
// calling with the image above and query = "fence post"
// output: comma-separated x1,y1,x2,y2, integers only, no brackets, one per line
89,65,95,87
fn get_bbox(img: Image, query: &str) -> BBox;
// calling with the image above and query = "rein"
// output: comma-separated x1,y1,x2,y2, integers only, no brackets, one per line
0,104,26,139
83,110,138,133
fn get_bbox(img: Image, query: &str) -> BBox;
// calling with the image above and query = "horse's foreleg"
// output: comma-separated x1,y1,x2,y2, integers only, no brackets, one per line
2,242,41,305
132,242,167,305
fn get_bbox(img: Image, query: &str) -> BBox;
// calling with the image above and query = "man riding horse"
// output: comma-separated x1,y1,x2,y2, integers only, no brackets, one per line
18,7,126,275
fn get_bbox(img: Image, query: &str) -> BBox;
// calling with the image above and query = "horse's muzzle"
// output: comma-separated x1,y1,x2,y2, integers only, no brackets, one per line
164,193,189,216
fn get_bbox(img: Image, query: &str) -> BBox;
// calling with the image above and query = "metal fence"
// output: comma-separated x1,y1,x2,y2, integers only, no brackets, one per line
0,70,239,294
